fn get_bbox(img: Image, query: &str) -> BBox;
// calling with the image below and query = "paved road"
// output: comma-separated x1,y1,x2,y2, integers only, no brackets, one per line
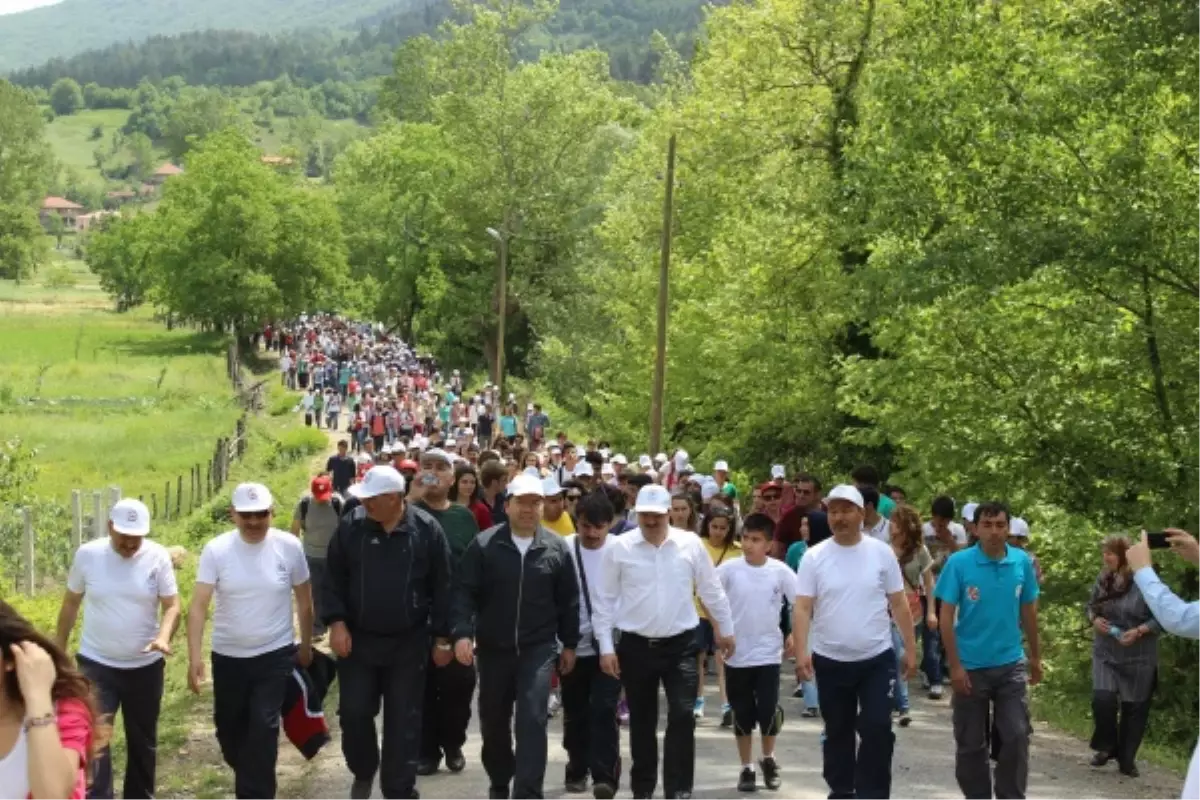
294,674,1182,799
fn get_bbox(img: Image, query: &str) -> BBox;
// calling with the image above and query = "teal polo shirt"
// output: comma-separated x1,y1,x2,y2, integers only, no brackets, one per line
934,544,1039,670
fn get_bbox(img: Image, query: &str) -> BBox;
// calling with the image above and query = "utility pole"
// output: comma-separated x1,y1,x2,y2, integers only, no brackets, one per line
487,221,510,402
649,134,676,455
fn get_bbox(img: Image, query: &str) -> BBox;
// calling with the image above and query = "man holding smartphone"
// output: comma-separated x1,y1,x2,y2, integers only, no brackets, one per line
1125,529,1199,800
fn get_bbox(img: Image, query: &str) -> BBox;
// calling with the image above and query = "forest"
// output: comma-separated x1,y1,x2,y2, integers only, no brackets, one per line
1,0,1196,764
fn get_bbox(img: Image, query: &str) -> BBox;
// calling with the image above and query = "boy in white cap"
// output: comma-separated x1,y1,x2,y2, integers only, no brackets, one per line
56,499,180,800
187,483,314,800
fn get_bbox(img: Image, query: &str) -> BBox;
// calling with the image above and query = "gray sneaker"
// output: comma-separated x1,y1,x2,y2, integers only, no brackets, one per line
929,684,944,700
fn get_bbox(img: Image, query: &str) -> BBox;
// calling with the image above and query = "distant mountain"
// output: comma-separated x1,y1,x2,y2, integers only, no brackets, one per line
0,0,415,72
6,0,715,88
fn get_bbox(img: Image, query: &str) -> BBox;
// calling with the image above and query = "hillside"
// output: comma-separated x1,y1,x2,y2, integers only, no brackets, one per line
0,0,415,72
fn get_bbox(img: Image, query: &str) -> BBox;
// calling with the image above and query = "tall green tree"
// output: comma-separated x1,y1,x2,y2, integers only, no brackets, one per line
85,214,158,311
48,77,83,115
0,81,54,281
163,87,240,158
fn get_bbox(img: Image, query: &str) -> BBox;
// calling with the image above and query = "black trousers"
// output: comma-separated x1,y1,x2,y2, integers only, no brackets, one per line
77,655,164,800
477,642,558,799
561,654,622,787
420,655,477,763
618,630,699,799
211,645,294,799
813,649,895,800
725,663,781,738
339,636,429,798
1090,690,1151,770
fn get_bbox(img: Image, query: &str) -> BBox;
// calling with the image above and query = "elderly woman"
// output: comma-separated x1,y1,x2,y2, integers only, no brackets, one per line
1086,535,1160,777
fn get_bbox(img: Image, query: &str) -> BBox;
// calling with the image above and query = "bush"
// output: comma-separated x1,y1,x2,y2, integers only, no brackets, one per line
41,264,78,289
268,390,301,416
266,426,326,470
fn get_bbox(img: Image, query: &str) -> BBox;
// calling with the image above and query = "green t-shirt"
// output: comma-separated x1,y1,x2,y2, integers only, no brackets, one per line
878,494,896,519
417,501,479,561
721,481,739,500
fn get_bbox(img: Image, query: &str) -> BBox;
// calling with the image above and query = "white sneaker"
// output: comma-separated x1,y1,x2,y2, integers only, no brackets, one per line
693,697,706,719
548,691,562,717
929,684,944,700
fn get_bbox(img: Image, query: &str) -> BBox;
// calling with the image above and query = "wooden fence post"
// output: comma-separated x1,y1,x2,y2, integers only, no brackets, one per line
236,416,247,458
164,481,171,522
71,490,83,552
91,491,104,541
151,492,158,519
21,508,34,596
108,486,121,518
176,475,183,518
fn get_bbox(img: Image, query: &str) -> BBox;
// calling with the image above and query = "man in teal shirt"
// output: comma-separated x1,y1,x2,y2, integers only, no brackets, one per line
935,502,1041,800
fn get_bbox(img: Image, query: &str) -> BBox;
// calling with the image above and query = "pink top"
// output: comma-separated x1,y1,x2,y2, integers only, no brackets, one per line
53,698,92,800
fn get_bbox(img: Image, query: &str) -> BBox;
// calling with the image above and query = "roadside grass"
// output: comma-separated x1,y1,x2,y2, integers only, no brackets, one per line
43,108,137,184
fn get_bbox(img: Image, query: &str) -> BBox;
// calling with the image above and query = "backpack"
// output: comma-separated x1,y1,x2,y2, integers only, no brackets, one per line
299,495,344,524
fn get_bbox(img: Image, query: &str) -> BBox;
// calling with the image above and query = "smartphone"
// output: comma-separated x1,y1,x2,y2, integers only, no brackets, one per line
1146,531,1171,550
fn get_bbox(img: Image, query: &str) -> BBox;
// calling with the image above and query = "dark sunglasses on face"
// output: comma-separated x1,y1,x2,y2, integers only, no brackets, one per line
567,494,582,501
762,493,781,502
239,510,271,520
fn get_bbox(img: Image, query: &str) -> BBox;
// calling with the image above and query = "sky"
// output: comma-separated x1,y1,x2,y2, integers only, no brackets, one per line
0,0,64,15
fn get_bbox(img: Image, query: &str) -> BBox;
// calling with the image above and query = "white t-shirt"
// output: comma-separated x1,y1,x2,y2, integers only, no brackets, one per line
796,535,903,662
565,534,612,658
718,558,799,668
67,538,178,669
922,521,968,546
864,516,890,544
0,727,28,799
513,535,534,556
197,529,309,658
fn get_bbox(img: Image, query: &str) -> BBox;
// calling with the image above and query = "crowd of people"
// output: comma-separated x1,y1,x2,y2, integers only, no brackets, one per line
0,315,1196,800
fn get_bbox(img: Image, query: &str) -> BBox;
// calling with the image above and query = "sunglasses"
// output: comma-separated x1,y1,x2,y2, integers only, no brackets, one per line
567,494,582,501
762,493,782,502
238,510,271,520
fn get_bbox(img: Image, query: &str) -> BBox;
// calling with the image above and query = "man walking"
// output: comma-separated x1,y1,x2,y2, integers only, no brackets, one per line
793,484,916,799
55,499,180,800
326,440,358,496
593,484,736,800
413,448,480,777
562,491,622,799
187,484,314,799
324,465,454,799
936,502,1041,799
291,475,343,639
452,473,581,799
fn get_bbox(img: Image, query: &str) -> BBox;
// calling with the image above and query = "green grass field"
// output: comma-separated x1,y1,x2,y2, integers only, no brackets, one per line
43,107,144,184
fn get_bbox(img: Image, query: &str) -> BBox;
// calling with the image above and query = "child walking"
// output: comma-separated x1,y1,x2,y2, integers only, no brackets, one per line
718,513,799,792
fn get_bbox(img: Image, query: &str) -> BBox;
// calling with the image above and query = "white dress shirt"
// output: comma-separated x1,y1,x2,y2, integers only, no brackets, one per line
592,526,734,656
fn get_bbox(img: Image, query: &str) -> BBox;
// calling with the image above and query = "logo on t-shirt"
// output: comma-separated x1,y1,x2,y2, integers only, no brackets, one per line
966,585,980,603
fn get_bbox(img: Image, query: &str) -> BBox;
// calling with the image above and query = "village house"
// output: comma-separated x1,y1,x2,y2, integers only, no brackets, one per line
40,196,83,229
147,162,184,186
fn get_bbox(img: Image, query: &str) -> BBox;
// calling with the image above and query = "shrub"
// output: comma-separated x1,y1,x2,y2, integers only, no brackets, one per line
266,427,326,470
41,264,78,289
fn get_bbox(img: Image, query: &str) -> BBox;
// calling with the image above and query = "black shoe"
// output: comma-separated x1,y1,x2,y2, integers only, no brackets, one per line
1119,763,1140,778
350,777,373,799
1090,752,1113,767
791,685,804,698
721,708,734,728
593,782,617,800
416,758,440,776
669,793,692,799
738,767,757,792
445,748,466,773
760,757,781,791
898,710,912,728
565,776,589,793
488,787,509,799
632,794,652,799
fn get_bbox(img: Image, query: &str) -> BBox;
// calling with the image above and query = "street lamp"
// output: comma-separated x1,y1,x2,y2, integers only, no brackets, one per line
486,226,508,402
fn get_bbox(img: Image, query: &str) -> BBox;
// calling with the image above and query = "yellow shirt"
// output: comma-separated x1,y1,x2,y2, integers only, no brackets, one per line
542,512,576,536
696,538,741,617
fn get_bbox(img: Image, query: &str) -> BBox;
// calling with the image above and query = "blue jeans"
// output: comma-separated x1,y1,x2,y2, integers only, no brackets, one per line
889,623,910,712
920,596,943,685
813,649,895,799
800,635,819,710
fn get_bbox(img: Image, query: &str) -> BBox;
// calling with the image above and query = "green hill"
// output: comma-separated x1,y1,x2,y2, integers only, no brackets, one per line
0,0,415,73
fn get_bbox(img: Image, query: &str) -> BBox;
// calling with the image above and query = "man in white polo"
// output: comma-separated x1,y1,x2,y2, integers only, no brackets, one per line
187,483,314,799
593,484,736,800
55,498,180,800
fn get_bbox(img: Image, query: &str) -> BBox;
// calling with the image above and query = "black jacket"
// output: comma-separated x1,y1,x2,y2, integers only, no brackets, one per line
451,522,580,653
323,503,453,660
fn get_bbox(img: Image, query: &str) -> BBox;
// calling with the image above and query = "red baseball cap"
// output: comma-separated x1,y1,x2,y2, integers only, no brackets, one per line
311,475,333,501
398,459,419,472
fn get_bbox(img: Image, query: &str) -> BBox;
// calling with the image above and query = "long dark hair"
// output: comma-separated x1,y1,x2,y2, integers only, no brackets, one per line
891,504,924,565
0,600,106,764
449,464,481,504
1098,534,1132,600
701,506,737,555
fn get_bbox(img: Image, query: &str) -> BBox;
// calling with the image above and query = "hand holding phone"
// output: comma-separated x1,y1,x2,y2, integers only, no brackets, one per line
1145,531,1171,550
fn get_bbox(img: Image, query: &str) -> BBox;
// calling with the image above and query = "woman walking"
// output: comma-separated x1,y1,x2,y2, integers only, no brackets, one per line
1086,535,1159,777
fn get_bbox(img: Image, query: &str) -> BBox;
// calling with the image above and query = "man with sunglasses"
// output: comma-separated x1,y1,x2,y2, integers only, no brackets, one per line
187,483,314,800
323,465,454,799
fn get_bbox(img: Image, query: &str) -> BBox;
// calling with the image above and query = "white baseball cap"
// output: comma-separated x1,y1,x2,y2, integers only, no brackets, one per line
1010,517,1030,538
574,462,594,478
601,463,615,476
599,448,611,459
357,466,407,499
673,449,689,468
508,473,545,498
655,452,668,464
542,477,564,496
549,446,561,454
110,498,151,536
612,454,628,465
714,460,729,472
639,454,653,468
825,484,864,509
421,448,453,465
770,464,786,480
232,483,274,513
634,484,672,515
962,502,979,524
381,443,394,455
700,480,720,502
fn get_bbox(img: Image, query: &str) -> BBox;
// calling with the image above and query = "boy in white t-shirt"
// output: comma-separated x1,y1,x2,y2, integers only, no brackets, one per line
717,513,798,793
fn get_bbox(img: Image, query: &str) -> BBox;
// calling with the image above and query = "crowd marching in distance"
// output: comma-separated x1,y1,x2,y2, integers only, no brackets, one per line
0,314,1195,800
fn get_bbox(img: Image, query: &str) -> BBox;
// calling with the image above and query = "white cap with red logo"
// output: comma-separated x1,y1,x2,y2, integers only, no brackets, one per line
232,483,274,513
